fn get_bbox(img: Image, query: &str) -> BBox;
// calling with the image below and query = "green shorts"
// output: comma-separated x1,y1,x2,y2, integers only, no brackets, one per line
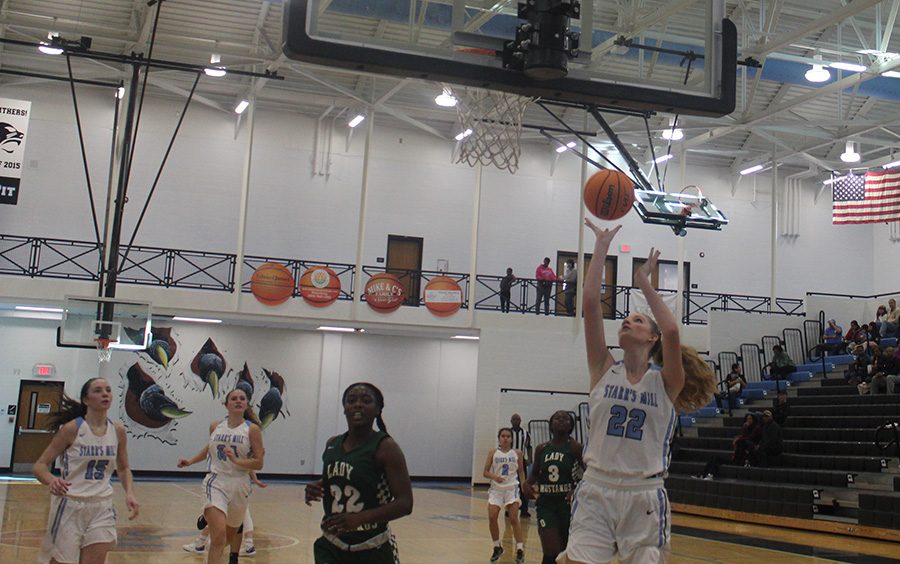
536,496,571,532
313,535,399,564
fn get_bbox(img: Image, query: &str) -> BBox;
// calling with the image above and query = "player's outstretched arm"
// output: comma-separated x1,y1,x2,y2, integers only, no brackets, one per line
634,248,684,403
583,219,620,391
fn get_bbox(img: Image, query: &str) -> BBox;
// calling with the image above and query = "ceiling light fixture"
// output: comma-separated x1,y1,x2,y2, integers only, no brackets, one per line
805,54,830,82
660,117,683,141
234,100,249,114
454,128,473,141
451,335,480,340
172,316,222,323
434,88,457,107
38,33,63,55
348,114,365,128
740,164,765,175
318,326,356,332
840,141,860,163
882,71,900,78
116,86,125,99
204,54,227,77
555,141,577,153
653,154,674,164
15,306,64,313
882,159,900,169
830,61,867,73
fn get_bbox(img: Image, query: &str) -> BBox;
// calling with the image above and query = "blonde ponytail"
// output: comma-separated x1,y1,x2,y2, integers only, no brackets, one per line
654,345,717,413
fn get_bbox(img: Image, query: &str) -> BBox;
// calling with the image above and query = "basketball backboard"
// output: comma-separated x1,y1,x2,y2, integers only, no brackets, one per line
59,296,152,350
632,188,728,236
283,0,736,116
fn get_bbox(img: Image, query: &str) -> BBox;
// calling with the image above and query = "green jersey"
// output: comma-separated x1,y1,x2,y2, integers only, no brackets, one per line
321,431,392,546
536,439,578,497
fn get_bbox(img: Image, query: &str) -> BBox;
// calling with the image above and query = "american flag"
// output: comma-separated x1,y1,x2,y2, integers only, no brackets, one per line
832,170,900,224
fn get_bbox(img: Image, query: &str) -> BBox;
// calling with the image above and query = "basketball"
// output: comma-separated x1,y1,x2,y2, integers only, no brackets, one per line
250,262,295,306
364,273,405,313
298,266,341,307
584,169,635,220
423,276,463,317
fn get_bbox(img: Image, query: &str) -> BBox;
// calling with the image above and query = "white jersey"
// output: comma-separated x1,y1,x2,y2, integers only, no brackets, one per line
60,417,118,498
489,448,520,490
583,362,676,486
207,419,253,479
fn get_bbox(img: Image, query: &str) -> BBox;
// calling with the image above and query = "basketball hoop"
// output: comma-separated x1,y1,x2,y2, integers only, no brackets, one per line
95,337,117,363
452,88,532,173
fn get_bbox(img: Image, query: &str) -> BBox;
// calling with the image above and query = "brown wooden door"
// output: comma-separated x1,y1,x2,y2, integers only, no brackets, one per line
386,235,423,306
556,252,617,318
12,380,64,472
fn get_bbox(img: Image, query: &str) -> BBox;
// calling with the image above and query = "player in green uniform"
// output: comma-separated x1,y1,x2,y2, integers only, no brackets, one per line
528,410,584,564
305,382,413,564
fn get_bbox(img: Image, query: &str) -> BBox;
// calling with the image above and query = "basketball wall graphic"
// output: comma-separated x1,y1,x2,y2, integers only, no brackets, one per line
424,276,463,317
250,262,295,305
364,272,405,313
299,266,341,307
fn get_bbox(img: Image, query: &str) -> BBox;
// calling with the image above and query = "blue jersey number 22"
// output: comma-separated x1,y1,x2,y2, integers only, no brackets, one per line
606,405,646,440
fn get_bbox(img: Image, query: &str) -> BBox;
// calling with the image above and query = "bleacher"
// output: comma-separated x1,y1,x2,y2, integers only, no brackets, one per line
665,320,900,535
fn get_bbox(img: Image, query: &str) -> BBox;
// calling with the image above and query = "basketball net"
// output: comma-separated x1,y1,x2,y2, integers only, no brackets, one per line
452,88,532,173
95,337,115,363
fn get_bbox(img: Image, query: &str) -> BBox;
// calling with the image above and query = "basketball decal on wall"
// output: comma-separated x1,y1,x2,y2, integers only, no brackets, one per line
424,276,463,317
584,169,635,221
364,273,405,313
298,266,341,307
250,262,295,306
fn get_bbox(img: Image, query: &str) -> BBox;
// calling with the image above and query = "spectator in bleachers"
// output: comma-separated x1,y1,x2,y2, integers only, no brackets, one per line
844,320,865,348
763,345,796,383
880,299,900,338
731,413,762,467
815,319,846,357
771,390,789,426
714,363,746,415
750,410,783,467
845,343,871,385
869,347,899,395
865,321,881,348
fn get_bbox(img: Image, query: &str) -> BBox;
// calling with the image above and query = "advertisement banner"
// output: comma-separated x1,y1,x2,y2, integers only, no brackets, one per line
0,98,31,205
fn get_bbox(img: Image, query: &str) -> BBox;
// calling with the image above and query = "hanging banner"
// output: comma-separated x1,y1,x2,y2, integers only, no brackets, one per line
0,98,31,206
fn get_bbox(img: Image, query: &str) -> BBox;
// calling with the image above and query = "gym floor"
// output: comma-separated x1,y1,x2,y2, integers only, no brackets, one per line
1,478,897,563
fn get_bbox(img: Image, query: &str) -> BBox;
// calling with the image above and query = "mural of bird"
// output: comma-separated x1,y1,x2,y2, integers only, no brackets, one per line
124,363,191,428
234,363,261,426
190,338,226,398
236,363,254,401
147,327,176,368
259,368,286,430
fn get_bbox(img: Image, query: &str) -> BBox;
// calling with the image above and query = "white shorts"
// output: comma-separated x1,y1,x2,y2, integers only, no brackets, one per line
488,487,521,508
203,473,251,528
38,495,117,564
562,479,670,564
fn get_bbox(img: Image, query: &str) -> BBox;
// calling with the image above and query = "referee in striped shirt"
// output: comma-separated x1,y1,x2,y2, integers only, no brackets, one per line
509,413,533,517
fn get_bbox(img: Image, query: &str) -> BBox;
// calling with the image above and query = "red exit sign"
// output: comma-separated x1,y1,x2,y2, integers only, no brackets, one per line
33,364,56,377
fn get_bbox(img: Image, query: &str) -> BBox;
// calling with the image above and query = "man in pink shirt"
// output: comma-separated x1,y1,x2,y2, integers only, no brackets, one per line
534,257,558,315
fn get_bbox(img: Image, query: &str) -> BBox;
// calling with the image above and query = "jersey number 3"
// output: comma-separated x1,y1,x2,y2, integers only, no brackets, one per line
330,484,364,514
606,405,646,440
84,460,109,480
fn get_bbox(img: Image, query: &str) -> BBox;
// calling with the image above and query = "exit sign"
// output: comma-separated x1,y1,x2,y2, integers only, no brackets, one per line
32,364,56,377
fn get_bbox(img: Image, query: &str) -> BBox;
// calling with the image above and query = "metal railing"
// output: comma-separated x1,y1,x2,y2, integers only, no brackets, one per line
0,232,823,325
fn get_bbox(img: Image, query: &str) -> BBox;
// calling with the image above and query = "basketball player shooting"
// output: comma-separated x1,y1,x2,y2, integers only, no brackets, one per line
559,219,715,564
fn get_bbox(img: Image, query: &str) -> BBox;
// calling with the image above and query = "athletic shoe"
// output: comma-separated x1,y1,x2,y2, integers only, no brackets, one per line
228,552,239,564
516,548,525,563
182,538,206,554
490,546,504,562
240,543,257,556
